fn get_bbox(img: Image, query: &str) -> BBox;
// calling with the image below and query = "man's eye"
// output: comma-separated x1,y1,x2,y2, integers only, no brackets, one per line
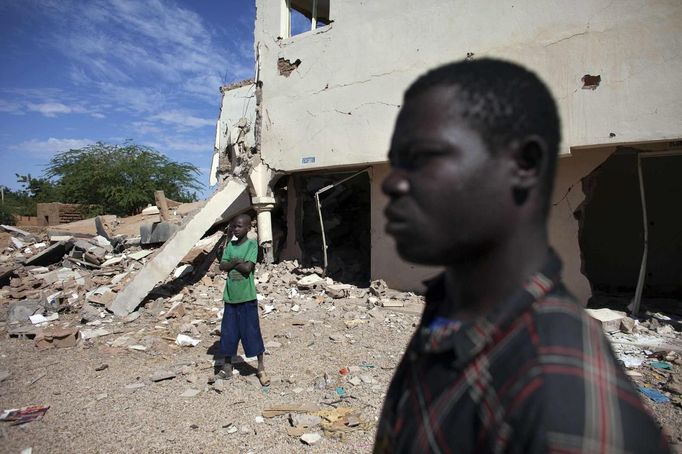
405,151,438,168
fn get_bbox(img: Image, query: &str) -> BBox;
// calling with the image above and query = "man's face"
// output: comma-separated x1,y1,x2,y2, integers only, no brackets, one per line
383,86,514,266
231,217,250,240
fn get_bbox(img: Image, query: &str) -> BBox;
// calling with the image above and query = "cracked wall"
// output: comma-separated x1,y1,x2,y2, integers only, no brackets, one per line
254,0,682,173
245,0,682,291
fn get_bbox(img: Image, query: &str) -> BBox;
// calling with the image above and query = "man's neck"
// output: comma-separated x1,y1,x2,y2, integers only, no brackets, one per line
440,227,548,322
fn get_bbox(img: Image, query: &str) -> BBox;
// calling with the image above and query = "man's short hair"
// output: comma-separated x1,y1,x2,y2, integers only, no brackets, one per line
405,58,561,209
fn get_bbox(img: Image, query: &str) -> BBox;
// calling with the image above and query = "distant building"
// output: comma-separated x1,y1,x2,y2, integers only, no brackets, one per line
212,0,682,304
37,203,86,226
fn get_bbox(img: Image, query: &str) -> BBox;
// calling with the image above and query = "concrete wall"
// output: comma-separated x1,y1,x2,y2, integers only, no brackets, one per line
229,0,682,292
254,0,682,172
548,148,615,303
218,82,257,152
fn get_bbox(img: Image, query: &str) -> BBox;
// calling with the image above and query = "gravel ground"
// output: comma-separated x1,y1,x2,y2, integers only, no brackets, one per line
0,285,420,454
1,262,681,453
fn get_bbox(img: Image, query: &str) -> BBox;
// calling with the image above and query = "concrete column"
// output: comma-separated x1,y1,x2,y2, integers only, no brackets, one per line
252,196,276,263
248,163,276,263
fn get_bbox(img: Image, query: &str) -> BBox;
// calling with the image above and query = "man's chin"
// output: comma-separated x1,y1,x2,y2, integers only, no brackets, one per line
395,242,442,266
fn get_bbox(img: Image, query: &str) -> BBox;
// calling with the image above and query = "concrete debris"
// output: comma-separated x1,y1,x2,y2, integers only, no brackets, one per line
5,217,680,449
180,388,201,398
109,180,249,316
290,413,321,428
34,327,80,350
80,328,112,340
297,274,324,289
150,370,177,382
586,308,627,332
300,432,322,446
10,237,25,250
8,301,43,324
0,370,10,383
165,301,186,319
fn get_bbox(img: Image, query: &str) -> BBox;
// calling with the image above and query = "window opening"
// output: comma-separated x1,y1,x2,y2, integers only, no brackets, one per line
282,0,330,38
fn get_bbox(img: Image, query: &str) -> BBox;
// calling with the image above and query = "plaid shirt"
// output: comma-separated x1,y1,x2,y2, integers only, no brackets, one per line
374,252,670,453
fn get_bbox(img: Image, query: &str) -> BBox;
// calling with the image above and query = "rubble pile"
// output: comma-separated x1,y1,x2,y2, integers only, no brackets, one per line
588,307,682,442
0,222,429,452
1,222,680,451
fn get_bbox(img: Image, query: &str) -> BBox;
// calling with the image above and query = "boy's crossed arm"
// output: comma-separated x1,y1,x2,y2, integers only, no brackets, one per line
220,258,254,274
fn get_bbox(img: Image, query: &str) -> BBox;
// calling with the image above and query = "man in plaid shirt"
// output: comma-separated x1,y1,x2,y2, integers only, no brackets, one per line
375,59,670,453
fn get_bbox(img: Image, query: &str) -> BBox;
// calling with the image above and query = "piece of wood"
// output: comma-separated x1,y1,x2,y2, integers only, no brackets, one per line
109,181,249,316
154,190,170,221
262,403,319,418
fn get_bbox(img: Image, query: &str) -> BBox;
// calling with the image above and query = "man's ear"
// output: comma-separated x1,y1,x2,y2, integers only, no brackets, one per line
510,135,547,190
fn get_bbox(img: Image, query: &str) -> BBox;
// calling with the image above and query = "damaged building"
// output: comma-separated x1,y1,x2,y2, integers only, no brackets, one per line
210,0,682,308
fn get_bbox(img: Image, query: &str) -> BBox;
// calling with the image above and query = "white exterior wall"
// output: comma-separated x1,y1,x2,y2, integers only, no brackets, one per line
255,0,682,172
239,0,682,293
216,83,256,156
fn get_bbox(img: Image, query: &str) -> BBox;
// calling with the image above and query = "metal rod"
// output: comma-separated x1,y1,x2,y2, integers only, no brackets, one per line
314,191,327,271
314,168,370,276
311,0,317,30
631,152,649,315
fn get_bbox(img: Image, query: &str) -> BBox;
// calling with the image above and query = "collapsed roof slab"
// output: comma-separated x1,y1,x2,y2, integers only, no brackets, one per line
109,180,250,316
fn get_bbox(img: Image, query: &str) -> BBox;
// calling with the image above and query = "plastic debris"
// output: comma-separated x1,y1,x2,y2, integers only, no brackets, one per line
175,334,200,347
649,361,673,370
639,386,671,404
0,405,50,425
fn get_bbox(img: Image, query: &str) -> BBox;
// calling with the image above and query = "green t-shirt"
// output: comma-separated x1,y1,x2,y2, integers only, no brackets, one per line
222,238,258,303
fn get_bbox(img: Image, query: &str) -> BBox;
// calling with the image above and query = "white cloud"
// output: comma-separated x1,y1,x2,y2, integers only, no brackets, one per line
164,139,212,154
47,0,251,92
151,110,215,129
11,137,94,158
27,102,86,117
0,99,23,114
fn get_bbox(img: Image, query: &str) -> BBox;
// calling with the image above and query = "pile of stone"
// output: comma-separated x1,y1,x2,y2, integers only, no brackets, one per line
1,221,425,358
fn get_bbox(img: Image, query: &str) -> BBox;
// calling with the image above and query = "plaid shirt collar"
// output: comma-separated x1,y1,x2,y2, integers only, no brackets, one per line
415,249,563,367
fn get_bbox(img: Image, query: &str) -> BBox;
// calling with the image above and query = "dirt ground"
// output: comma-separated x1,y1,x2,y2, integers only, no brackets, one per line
1,223,681,453
1,273,421,453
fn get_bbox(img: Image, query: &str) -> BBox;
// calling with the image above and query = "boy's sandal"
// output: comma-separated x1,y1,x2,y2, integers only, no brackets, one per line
217,366,233,380
257,371,270,387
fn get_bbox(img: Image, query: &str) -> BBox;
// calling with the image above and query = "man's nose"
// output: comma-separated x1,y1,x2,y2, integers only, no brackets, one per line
382,169,410,197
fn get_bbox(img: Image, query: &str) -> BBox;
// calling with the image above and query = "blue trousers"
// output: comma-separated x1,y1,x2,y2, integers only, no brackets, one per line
220,300,265,358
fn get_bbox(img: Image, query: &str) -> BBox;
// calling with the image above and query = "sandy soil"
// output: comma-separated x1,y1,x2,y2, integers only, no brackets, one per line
0,278,420,453
0,239,680,453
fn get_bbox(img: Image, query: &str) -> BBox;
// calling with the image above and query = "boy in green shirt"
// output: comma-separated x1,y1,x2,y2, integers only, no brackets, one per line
218,214,268,386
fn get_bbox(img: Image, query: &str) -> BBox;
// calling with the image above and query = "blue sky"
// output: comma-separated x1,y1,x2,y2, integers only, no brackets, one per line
0,0,256,199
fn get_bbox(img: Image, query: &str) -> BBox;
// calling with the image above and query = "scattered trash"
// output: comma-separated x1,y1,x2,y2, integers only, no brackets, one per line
650,361,673,370
639,386,671,404
28,313,58,325
0,405,50,425
176,334,200,347
335,387,346,396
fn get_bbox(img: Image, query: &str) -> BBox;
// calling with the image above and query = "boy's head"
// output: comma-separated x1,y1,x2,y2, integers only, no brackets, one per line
230,214,252,240
383,58,561,266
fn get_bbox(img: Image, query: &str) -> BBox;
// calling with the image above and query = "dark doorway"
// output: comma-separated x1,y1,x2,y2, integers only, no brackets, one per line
578,148,682,303
294,170,371,287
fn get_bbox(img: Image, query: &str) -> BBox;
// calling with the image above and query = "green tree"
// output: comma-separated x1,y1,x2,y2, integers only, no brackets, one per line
44,141,201,216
